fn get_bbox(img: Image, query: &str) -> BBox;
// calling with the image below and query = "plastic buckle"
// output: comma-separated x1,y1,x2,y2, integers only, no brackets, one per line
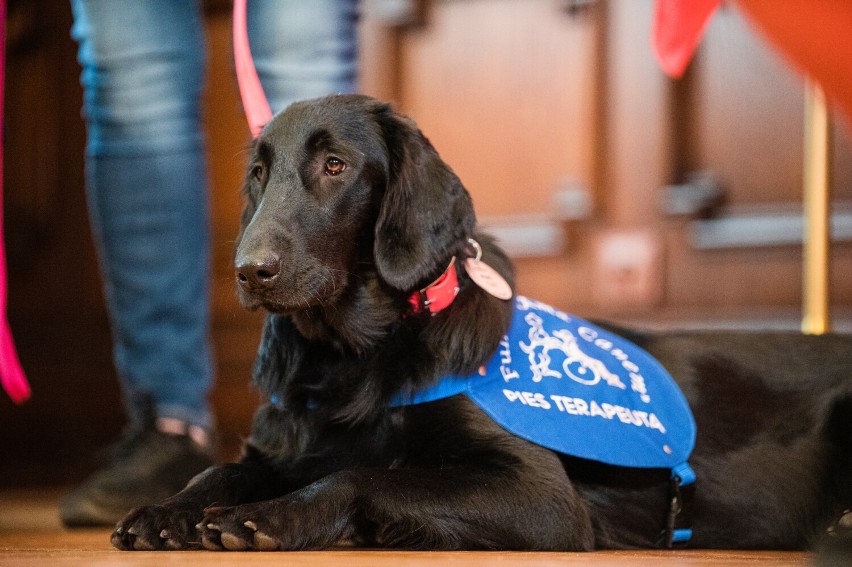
661,464,695,548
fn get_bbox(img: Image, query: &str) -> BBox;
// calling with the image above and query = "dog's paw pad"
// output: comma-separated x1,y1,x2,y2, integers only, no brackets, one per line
243,520,278,550
254,530,280,551
110,529,128,550
164,538,185,550
159,529,186,550
131,536,156,551
120,526,154,551
201,535,224,550
220,532,251,551
199,523,224,551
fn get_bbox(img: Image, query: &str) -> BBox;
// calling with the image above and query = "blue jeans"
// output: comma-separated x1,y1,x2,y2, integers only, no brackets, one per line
70,0,358,430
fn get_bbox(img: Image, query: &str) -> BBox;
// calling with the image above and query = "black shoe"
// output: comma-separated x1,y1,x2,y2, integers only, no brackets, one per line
59,424,214,528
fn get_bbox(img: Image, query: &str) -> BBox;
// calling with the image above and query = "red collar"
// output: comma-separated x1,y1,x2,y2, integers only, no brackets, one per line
407,258,460,316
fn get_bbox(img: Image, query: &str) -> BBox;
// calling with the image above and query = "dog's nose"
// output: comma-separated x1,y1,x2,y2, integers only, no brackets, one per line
236,254,281,289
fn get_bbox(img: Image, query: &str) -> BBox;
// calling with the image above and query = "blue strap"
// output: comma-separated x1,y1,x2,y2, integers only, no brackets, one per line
666,462,696,546
672,462,696,486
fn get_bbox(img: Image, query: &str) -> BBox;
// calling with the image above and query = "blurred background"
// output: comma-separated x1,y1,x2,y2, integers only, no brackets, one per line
2,0,851,487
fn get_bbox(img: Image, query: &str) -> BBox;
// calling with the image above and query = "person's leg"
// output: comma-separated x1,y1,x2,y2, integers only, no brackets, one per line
248,0,359,114
62,0,214,527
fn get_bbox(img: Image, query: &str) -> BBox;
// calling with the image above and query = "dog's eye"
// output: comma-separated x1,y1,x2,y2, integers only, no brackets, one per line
324,157,346,176
251,164,264,182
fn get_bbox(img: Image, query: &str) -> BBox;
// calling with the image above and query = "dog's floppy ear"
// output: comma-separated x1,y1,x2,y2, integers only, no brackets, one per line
372,105,475,291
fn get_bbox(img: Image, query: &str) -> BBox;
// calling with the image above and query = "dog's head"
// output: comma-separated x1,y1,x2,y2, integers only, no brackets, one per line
235,95,475,313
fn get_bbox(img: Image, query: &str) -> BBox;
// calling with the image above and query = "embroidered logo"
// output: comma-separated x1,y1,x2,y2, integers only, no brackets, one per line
519,311,627,390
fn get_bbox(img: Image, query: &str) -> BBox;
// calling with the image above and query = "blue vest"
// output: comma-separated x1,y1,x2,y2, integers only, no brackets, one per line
392,296,697,543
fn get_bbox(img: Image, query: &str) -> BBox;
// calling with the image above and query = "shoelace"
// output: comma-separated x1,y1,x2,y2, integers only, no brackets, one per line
0,0,31,404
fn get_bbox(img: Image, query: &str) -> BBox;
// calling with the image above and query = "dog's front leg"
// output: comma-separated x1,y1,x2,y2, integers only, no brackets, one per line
112,461,283,551
198,465,594,551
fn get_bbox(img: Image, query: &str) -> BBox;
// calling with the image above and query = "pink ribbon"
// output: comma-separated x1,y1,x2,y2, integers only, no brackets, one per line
233,0,272,139
0,0,31,404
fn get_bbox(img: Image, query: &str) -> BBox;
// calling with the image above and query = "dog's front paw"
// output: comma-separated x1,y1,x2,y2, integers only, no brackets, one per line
199,499,346,551
112,505,202,551
199,504,283,551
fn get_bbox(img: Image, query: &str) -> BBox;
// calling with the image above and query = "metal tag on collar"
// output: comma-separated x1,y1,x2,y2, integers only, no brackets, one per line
464,238,512,301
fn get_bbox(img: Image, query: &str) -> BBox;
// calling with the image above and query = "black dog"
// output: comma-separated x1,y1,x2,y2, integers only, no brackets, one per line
112,94,852,552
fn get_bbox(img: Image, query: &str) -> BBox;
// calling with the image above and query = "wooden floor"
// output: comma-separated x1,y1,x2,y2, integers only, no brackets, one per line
0,489,816,567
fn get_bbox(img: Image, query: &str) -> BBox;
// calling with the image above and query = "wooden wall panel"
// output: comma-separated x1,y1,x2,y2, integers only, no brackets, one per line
396,0,598,219
662,2,852,312
597,0,672,229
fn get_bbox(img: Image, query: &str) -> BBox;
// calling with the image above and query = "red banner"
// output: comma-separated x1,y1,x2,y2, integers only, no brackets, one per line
653,0,722,78
654,0,852,123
